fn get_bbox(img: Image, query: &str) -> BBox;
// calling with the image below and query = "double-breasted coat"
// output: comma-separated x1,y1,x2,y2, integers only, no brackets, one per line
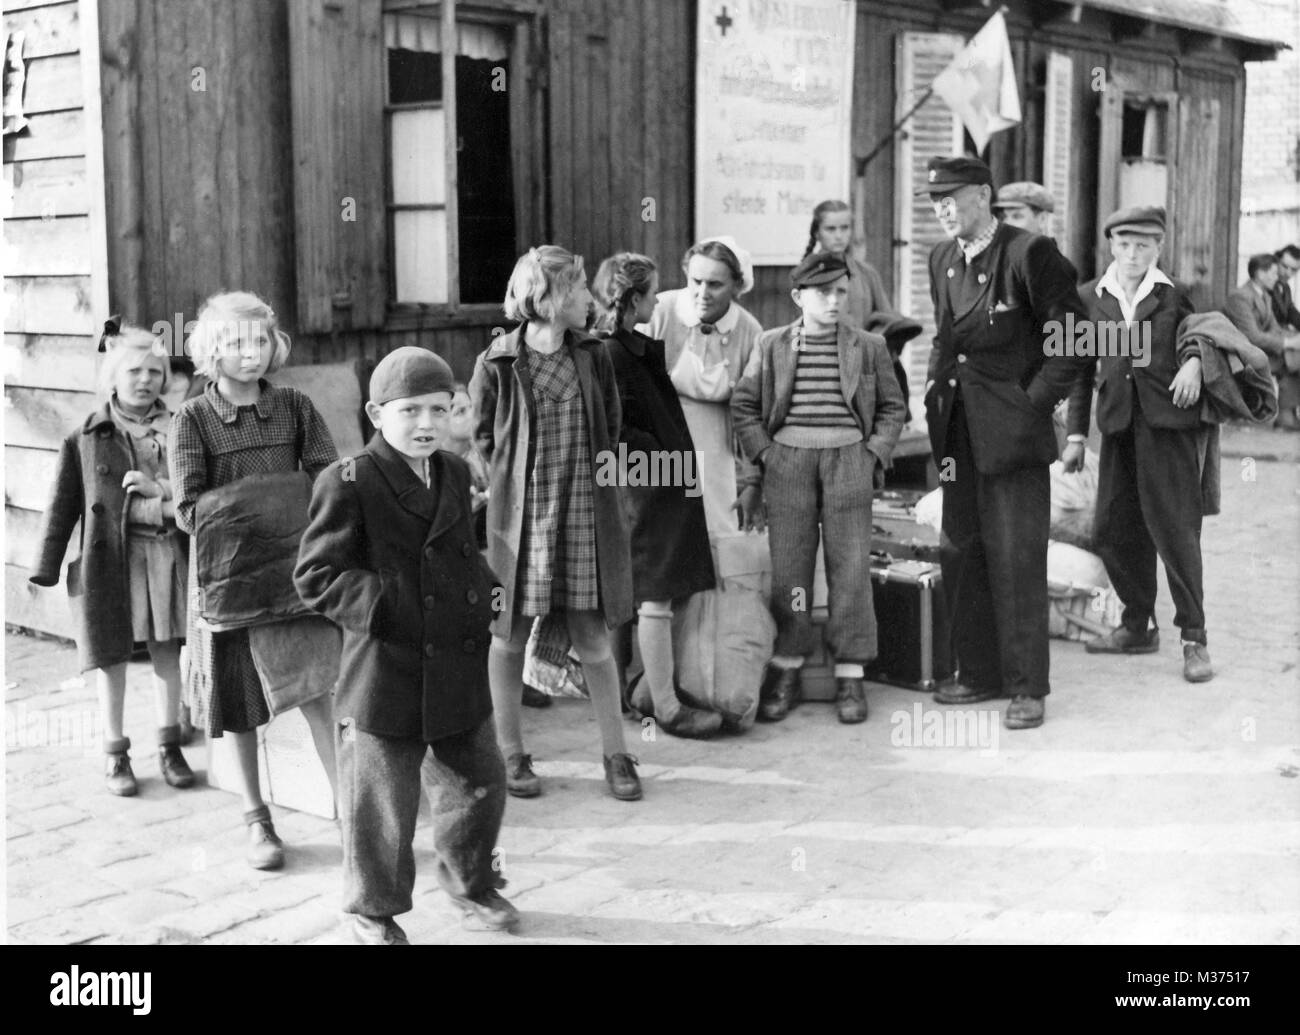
469,325,633,636
923,221,1090,698
925,223,1090,474
603,326,716,605
293,434,498,742
30,402,184,672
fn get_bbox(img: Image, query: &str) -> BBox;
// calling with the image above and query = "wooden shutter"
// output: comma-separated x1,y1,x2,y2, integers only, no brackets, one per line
288,0,386,332
1174,93,1220,308
1043,51,1072,252
1095,81,1124,279
894,31,963,425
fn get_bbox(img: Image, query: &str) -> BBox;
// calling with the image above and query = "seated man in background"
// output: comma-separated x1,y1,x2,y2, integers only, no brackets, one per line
1269,244,1300,333
1226,253,1300,430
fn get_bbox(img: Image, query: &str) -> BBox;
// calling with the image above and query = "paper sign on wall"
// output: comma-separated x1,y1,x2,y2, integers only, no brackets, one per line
694,0,856,266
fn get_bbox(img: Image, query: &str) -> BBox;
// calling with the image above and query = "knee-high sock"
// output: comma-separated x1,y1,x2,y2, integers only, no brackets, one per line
637,609,680,719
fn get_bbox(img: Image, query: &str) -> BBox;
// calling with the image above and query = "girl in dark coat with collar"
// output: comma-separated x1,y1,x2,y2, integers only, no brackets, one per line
593,253,721,738
30,322,195,797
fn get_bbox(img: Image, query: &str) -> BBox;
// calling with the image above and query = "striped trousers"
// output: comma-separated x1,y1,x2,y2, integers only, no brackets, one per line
765,441,878,663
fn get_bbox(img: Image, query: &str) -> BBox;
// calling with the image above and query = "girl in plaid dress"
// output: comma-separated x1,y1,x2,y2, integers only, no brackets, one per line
471,246,641,802
169,292,339,870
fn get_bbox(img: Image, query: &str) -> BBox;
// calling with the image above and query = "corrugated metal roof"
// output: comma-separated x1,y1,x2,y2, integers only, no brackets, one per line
1077,0,1291,50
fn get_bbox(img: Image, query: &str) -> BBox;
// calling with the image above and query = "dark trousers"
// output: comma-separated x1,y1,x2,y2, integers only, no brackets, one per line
940,393,1051,697
338,717,506,918
765,441,877,662
1095,412,1207,644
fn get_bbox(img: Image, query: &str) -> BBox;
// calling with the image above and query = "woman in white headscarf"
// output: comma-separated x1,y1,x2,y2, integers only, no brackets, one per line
643,236,765,535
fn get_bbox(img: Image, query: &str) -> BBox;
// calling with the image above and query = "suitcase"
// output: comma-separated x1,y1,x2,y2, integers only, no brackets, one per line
871,489,943,564
863,557,953,691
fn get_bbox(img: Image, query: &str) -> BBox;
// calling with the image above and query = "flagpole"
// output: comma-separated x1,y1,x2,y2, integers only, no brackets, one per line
855,86,934,176
855,5,1013,175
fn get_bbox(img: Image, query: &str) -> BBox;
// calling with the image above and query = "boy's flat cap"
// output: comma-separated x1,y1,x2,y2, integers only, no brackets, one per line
369,346,455,405
1104,205,1166,237
791,252,850,288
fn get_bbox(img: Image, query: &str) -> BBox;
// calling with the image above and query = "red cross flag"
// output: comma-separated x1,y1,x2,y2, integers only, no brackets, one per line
930,9,1021,154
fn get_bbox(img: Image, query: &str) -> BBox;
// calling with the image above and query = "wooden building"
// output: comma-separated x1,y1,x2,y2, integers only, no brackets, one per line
4,0,1286,637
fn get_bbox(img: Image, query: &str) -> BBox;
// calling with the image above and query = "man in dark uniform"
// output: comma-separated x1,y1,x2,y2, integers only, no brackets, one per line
921,156,1090,729
1069,206,1210,682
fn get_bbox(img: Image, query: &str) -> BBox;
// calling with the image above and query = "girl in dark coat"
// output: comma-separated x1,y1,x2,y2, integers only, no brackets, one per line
30,322,195,797
593,253,720,738
470,245,641,802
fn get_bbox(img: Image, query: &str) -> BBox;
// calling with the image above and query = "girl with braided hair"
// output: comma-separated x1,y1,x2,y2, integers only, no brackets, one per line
593,253,720,738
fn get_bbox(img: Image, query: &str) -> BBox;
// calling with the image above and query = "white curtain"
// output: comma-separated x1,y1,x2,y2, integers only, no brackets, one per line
384,12,509,60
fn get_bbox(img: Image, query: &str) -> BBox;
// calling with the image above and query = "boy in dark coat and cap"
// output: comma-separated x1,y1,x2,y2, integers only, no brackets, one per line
733,252,907,725
295,347,517,944
1064,206,1212,683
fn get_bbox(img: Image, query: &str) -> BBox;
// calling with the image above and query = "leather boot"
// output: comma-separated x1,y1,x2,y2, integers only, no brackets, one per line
158,725,196,789
505,753,541,798
104,736,138,797
603,753,642,801
1004,695,1045,730
757,665,801,723
835,678,868,724
244,805,285,870
1085,625,1159,654
353,915,410,945
1183,643,1214,682
645,670,721,740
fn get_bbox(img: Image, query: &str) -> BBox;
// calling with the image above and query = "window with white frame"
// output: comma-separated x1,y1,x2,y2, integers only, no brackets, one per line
384,6,520,307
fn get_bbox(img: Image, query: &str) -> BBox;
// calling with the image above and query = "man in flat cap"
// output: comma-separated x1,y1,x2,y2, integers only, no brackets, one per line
733,252,907,725
921,155,1090,729
993,181,1078,283
1063,206,1212,682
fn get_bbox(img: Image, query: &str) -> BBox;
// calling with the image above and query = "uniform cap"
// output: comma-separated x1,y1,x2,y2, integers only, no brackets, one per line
917,155,995,196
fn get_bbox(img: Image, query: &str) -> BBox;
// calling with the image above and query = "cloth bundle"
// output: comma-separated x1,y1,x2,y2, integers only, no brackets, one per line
193,471,315,631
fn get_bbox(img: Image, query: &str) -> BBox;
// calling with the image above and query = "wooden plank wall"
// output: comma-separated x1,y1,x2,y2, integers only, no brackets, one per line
294,0,697,382
87,0,1259,385
98,0,296,334
742,0,1252,332
4,0,109,637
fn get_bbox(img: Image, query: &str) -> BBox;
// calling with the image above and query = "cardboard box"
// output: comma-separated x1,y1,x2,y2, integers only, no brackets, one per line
207,707,335,819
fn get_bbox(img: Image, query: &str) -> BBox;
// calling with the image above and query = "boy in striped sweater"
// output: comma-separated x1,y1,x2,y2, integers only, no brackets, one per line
732,252,907,724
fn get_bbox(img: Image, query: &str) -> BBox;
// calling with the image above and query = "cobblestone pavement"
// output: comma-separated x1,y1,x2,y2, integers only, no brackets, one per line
5,427,1298,945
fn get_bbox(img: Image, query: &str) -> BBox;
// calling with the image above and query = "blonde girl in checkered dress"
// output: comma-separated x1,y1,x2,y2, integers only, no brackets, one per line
169,292,339,870
471,246,642,802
